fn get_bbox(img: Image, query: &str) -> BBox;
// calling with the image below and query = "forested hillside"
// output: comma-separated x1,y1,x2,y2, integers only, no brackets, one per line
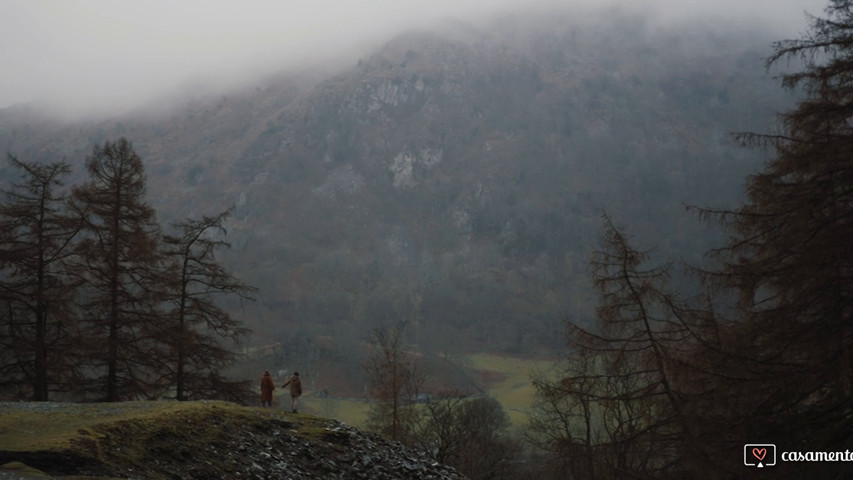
0,9,792,356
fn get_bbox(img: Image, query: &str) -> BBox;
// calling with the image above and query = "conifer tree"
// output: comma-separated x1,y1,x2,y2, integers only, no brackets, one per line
71,138,165,402
0,156,80,400
696,0,853,474
530,216,709,479
160,208,254,401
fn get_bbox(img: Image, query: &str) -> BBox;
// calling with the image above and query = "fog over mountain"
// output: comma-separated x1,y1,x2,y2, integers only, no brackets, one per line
0,3,805,354
2,5,851,478
0,0,824,114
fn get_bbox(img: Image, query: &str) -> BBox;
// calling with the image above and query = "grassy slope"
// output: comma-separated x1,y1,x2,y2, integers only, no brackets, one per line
0,353,555,477
1,401,219,452
0,401,328,478
465,353,556,429
0,400,466,479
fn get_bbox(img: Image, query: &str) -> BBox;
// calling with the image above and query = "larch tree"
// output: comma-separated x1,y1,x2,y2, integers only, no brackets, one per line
529,216,711,480
71,138,166,402
0,156,81,401
695,0,853,464
160,208,255,402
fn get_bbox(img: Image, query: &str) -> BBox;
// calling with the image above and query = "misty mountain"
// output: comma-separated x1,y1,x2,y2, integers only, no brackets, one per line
0,10,792,353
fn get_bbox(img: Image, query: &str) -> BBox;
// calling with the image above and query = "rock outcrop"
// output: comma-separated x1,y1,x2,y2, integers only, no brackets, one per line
0,401,463,480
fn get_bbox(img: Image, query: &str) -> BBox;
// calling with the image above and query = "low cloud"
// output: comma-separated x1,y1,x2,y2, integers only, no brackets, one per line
0,0,826,114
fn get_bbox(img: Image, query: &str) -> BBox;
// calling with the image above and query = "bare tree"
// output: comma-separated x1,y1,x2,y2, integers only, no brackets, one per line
160,208,255,401
363,321,425,443
416,390,469,466
0,156,80,400
528,349,596,479
418,391,518,480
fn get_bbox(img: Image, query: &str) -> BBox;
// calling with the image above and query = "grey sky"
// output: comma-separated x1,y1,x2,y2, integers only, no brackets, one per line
0,0,828,113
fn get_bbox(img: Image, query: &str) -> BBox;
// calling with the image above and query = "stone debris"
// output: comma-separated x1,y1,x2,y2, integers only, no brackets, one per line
0,404,465,480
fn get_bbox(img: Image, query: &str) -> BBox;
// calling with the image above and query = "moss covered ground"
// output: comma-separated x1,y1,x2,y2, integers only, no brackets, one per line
0,400,327,478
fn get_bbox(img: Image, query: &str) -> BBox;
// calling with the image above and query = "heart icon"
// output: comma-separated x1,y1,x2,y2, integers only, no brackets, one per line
752,448,767,461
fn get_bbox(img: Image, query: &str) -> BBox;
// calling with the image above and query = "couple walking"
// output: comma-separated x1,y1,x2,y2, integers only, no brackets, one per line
261,370,302,412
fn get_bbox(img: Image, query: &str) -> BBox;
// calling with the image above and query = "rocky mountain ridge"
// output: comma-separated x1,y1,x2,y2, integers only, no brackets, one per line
0,10,793,353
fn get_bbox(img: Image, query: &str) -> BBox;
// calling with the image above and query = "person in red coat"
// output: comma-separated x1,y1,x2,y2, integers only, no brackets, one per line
260,371,276,407
281,372,302,413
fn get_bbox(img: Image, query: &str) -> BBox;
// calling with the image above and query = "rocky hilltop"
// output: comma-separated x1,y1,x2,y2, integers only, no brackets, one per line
0,401,462,479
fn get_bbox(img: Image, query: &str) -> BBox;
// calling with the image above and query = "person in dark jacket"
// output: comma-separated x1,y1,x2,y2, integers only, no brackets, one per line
281,372,302,413
260,371,276,407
